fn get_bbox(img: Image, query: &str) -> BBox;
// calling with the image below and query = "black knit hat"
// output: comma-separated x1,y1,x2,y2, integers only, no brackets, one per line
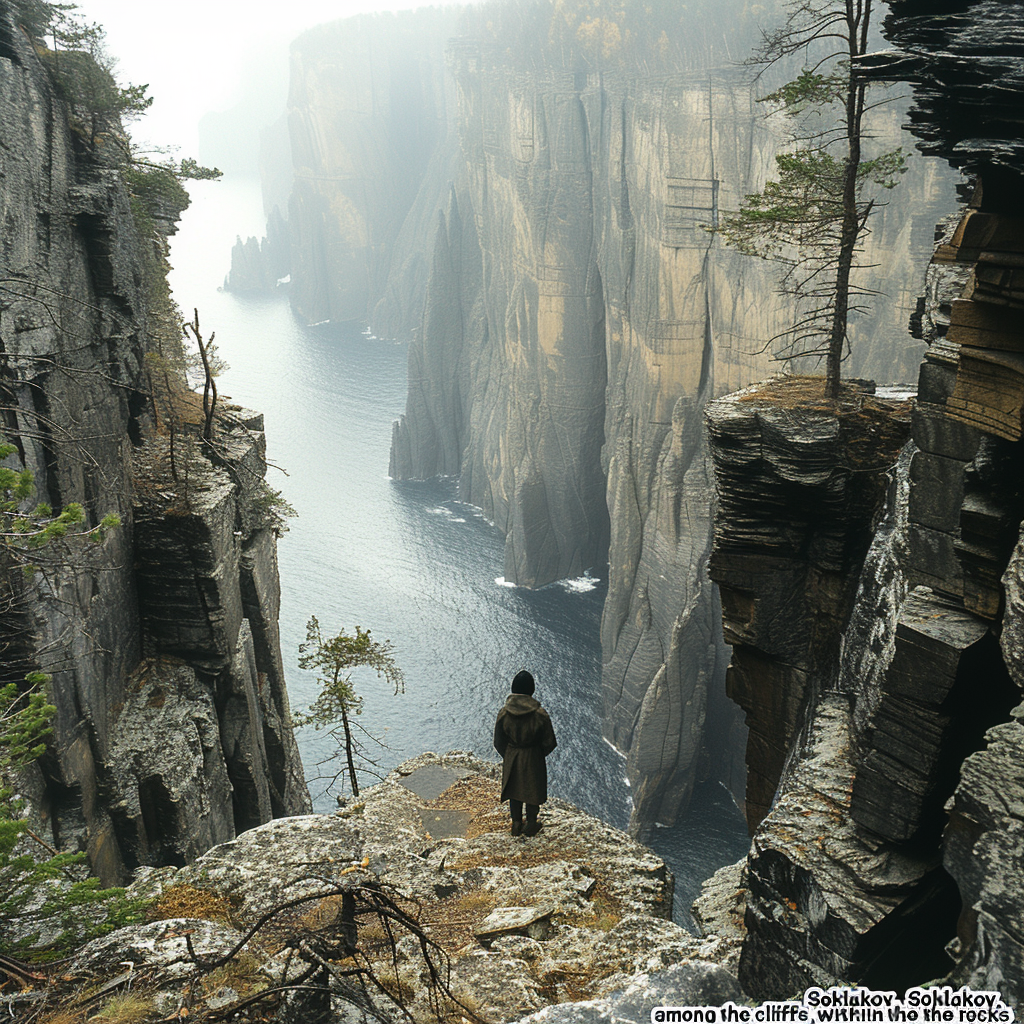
511,670,535,695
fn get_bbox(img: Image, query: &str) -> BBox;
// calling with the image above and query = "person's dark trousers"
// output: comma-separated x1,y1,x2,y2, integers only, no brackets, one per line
509,799,539,824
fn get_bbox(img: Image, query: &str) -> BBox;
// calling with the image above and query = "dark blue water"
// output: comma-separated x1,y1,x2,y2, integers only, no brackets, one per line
168,177,749,923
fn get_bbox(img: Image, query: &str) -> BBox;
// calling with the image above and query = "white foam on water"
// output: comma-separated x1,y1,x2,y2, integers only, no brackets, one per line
494,576,516,588
559,574,601,593
602,736,626,761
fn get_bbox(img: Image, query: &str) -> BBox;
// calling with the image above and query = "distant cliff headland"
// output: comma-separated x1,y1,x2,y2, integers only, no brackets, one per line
230,0,958,829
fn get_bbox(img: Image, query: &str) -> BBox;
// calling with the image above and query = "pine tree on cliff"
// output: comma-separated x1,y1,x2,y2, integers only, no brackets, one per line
717,0,906,400
296,617,404,797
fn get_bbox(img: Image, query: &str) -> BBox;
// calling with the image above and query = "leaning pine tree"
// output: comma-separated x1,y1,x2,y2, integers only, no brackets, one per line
718,0,906,400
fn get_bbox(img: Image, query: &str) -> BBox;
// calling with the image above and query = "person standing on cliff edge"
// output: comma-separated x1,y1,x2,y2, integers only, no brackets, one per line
493,670,557,837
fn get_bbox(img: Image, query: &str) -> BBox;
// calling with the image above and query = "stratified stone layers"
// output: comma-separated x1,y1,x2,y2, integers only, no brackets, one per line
707,386,911,831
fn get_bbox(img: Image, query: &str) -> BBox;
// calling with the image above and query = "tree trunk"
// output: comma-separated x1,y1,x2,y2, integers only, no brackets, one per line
826,1,871,401
340,703,359,796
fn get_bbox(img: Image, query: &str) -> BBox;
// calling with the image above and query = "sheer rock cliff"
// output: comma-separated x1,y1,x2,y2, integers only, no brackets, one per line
0,2,309,885
702,0,1024,999
260,3,956,829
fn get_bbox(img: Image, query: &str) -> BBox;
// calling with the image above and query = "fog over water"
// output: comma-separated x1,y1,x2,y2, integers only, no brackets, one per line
167,177,749,923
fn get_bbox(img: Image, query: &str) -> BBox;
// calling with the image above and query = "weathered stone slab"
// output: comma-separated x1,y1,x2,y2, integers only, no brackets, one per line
905,523,964,596
107,660,235,868
918,359,959,405
943,710,1024,1008
176,814,366,923
708,383,910,831
740,698,956,999
908,450,966,532
852,588,1016,844
418,807,471,839
515,962,744,1024
398,764,471,801
134,475,243,671
474,905,554,942
912,400,982,461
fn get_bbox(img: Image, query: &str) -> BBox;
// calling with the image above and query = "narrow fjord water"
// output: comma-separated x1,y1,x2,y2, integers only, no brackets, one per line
168,176,748,923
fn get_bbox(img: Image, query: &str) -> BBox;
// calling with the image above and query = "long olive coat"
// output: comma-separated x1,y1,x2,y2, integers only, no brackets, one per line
493,694,557,805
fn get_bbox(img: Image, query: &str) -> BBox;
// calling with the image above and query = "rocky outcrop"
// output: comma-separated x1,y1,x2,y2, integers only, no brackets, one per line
224,208,290,294
27,752,742,1023
269,2,956,829
707,380,912,831
739,698,956,998
702,1,1024,998
0,3,308,886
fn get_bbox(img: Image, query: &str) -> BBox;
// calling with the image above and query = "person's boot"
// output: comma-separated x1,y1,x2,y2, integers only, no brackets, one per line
524,819,541,837
510,819,523,836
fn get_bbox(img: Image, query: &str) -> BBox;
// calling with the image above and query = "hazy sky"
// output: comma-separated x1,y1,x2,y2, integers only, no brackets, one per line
71,0,426,155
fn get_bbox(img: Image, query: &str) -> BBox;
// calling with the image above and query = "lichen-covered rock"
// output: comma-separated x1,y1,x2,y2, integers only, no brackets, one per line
107,660,235,867
514,961,745,1024
691,859,747,973
175,814,367,923
48,752,739,1024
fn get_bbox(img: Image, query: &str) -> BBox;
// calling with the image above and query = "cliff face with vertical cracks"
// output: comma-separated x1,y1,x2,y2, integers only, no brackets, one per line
704,0,1024,1000
0,3,308,884
269,1,957,828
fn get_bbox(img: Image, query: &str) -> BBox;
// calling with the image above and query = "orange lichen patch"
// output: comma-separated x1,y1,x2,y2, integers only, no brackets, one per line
147,883,235,925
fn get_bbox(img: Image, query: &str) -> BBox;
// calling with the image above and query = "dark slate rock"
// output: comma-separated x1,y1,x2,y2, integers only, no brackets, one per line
908,450,966,532
398,764,472,801
865,1,1024,189
911,401,982,461
905,523,965,596
918,359,961,405
851,588,1016,844
707,384,911,829
740,698,958,1001
943,709,1024,1007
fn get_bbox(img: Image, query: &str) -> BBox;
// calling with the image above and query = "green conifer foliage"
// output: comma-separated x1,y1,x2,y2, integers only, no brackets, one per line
0,443,142,962
717,0,907,399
